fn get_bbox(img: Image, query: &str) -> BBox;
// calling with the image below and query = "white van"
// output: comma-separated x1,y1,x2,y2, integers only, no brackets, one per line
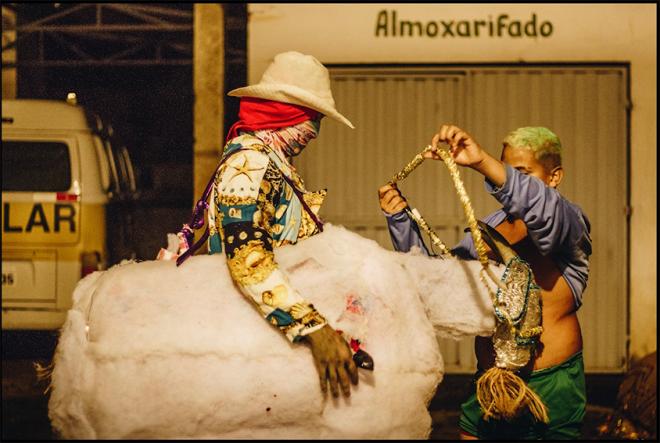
2,96,137,330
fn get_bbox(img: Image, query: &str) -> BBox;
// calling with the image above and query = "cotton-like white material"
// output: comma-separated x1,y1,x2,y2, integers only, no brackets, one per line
48,224,500,439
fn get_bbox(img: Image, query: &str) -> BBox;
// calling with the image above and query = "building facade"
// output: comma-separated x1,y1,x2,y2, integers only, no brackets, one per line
246,3,657,372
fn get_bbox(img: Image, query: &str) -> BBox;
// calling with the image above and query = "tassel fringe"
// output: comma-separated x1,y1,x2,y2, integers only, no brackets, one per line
34,360,55,395
476,366,549,424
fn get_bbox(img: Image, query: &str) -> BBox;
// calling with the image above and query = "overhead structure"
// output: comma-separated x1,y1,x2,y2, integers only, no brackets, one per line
2,4,16,97
2,3,193,67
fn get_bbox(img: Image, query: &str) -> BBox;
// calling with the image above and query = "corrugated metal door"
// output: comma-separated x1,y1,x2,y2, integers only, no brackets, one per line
296,66,628,373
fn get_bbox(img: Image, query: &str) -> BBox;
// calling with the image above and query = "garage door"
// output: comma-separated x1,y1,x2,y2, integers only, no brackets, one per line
296,65,628,373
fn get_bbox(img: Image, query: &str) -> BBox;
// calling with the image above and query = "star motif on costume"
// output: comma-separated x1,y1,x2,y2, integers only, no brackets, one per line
229,154,265,182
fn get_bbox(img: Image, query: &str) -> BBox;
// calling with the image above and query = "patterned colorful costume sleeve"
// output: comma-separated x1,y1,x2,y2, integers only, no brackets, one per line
214,147,328,342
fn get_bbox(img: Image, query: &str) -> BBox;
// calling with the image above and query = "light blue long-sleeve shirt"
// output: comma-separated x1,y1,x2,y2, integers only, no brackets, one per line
385,164,592,309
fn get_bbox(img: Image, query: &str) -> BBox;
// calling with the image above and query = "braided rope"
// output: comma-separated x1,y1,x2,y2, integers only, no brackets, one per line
389,144,508,308
433,146,487,265
389,144,547,424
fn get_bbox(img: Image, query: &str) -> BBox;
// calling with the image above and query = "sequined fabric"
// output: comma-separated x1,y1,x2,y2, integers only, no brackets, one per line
492,256,543,370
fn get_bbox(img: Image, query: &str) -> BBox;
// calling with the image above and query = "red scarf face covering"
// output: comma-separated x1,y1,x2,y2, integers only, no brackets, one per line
226,97,320,142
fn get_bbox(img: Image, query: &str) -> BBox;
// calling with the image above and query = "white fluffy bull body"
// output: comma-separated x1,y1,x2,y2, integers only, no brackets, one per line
48,224,500,439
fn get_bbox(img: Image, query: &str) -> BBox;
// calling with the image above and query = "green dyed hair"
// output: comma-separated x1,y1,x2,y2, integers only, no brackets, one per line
502,127,562,171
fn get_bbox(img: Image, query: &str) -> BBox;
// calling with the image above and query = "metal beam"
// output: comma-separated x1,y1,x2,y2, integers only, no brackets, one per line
19,24,192,32
108,4,171,26
18,3,89,28
5,59,192,67
9,3,193,67
103,40,152,61
124,4,193,20
49,31,94,61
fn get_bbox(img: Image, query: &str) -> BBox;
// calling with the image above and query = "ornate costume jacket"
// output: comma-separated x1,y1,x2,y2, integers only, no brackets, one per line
207,134,328,342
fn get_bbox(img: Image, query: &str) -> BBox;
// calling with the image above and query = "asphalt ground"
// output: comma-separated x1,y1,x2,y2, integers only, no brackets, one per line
2,331,621,440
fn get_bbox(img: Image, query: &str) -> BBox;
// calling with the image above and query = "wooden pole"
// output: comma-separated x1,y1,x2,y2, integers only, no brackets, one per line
192,4,224,249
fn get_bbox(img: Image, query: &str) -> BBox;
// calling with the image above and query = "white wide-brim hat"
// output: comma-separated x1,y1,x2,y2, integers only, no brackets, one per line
228,51,354,129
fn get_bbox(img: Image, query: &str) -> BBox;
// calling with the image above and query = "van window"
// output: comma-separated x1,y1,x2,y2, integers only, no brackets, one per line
2,141,71,192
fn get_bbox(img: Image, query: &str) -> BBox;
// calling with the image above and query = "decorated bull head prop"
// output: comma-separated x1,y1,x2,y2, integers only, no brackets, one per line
389,144,548,424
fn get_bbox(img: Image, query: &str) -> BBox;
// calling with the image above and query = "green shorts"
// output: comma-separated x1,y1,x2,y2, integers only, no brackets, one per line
459,351,586,440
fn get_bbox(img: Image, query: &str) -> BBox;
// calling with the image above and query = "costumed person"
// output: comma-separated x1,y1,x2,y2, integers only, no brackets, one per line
378,125,592,439
166,51,375,398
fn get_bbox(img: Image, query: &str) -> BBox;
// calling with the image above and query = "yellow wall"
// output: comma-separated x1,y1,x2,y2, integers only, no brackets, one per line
247,3,657,359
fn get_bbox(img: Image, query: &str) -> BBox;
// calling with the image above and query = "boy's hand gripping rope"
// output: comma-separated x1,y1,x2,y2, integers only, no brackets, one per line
388,144,507,300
